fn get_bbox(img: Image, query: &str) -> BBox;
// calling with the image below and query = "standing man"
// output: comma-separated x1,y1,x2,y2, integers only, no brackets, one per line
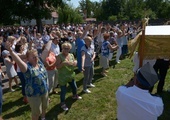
116,63,163,120
151,59,169,93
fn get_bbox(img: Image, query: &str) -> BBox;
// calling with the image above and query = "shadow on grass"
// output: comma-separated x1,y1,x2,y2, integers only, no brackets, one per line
3,86,22,96
46,91,84,120
158,91,170,120
3,97,30,119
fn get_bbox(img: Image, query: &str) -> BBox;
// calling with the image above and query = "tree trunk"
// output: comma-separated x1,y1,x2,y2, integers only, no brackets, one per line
36,18,43,34
34,0,43,34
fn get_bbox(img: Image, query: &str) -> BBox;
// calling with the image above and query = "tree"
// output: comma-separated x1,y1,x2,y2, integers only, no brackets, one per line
79,0,93,18
91,1,103,20
123,0,145,20
102,0,122,20
57,4,83,24
0,0,68,33
0,0,19,25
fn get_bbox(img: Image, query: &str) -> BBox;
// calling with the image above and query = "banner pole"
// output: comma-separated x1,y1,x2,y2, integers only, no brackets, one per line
139,18,148,67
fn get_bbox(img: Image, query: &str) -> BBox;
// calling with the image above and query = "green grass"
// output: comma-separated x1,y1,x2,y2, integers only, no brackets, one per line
2,57,170,120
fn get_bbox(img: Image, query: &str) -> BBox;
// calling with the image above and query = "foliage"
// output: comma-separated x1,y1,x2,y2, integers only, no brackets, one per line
77,0,170,21
57,5,83,24
0,0,170,25
79,0,93,18
101,0,122,20
108,15,117,21
0,0,68,32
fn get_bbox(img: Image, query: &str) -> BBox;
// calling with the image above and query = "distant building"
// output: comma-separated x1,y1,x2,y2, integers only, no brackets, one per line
85,18,96,22
20,12,58,26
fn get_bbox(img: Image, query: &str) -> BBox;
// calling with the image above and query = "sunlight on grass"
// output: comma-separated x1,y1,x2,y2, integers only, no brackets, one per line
2,58,170,120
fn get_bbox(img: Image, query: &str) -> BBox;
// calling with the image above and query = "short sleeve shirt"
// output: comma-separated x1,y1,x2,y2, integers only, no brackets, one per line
24,60,48,97
101,40,110,57
81,45,94,67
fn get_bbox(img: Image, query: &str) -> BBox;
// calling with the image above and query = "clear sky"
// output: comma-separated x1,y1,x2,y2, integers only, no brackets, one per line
68,0,100,8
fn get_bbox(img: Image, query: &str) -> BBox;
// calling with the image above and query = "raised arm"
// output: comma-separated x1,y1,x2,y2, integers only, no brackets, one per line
5,41,27,73
108,43,118,51
80,24,92,39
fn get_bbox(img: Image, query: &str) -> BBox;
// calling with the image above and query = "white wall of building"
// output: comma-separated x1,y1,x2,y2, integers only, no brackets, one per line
20,18,58,26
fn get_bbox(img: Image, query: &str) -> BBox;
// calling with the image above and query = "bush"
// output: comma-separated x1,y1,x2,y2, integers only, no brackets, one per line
108,15,117,21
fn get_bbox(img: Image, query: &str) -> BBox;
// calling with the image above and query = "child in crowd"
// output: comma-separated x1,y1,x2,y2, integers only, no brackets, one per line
2,50,19,92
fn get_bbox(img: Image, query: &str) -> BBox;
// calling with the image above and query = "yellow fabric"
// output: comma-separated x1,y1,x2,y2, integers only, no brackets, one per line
128,32,141,58
128,34,170,59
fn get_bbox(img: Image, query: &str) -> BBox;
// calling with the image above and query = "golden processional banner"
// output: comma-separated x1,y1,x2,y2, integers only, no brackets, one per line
128,25,170,59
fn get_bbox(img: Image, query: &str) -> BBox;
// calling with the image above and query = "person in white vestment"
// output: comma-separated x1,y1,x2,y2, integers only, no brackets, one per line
116,63,163,120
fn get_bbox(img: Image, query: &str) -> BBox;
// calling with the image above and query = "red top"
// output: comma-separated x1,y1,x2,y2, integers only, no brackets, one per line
46,51,56,70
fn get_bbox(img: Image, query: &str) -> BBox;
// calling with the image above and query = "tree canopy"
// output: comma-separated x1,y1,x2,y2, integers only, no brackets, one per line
0,0,169,27
78,0,170,21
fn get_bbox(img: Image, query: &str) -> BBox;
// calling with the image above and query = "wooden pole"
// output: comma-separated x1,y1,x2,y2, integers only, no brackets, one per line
139,19,147,67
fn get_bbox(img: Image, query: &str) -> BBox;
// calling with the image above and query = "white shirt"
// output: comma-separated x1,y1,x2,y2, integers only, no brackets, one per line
121,36,128,45
97,33,104,43
50,42,60,56
116,85,163,120
116,37,123,47
133,52,156,73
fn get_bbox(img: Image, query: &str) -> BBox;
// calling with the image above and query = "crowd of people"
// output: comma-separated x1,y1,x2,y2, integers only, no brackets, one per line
0,21,168,120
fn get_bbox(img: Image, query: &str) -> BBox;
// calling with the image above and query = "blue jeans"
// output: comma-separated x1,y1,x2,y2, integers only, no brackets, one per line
60,80,77,103
17,72,26,96
0,85,2,115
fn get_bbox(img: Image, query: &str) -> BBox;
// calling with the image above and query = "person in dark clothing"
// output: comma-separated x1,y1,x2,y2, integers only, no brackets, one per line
150,59,169,93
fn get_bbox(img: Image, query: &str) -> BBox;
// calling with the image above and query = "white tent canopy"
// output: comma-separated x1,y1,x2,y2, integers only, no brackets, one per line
145,25,170,35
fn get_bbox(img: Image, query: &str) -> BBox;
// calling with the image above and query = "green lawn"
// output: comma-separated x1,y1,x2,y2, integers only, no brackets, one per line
2,57,170,120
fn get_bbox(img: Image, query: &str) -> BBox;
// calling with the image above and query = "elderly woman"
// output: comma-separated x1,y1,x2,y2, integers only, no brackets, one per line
100,33,118,76
56,42,82,111
5,39,49,120
81,36,96,93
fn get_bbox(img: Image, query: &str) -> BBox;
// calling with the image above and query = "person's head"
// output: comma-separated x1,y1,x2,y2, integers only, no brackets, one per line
117,30,122,35
2,50,9,57
36,33,41,39
109,31,114,37
56,31,61,38
135,63,159,90
84,36,92,47
50,30,56,39
19,36,27,45
26,49,39,65
77,30,83,38
15,44,24,53
61,42,72,55
101,27,106,33
103,33,110,40
52,36,60,45
7,36,16,44
68,31,72,36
